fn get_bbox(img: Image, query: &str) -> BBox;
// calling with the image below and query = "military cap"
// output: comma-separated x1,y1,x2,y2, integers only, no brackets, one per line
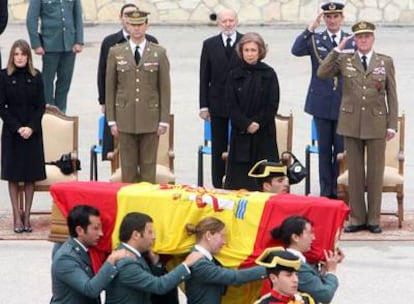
321,1,345,14
256,247,301,272
248,160,287,178
126,10,150,25
352,21,376,35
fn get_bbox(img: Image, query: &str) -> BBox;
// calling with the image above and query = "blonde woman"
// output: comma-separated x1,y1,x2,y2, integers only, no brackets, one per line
185,217,266,304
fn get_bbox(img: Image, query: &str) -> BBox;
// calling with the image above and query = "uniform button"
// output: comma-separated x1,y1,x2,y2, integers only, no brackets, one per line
362,96,366,100
136,79,139,82
136,69,139,72
362,107,365,110
63,27,66,31
121,69,124,72
181,276,185,280
62,18,65,21
136,98,139,102
379,111,383,114
363,86,366,90
136,88,139,92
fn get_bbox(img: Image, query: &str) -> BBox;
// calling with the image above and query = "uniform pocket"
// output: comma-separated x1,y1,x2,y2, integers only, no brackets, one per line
372,108,386,116
341,104,354,113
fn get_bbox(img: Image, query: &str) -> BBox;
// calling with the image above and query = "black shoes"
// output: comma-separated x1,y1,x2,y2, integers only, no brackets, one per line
343,224,367,233
343,224,382,233
367,225,382,234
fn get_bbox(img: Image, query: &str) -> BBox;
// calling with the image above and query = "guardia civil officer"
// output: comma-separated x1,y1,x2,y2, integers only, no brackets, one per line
291,1,354,198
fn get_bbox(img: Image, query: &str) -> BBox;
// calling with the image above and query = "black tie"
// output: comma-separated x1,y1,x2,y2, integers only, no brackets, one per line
225,37,232,58
361,55,367,71
331,34,337,47
134,46,141,65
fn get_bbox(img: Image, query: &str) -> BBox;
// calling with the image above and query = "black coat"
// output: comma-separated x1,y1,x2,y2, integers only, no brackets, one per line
224,61,280,191
0,0,8,67
199,32,243,118
0,67,46,182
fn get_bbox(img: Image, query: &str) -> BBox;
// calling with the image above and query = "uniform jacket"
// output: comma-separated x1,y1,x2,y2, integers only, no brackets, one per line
105,41,171,134
50,237,118,304
26,0,84,52
254,290,315,304
185,247,267,304
317,50,398,139
105,243,190,304
199,32,243,118
298,261,338,304
97,30,158,105
291,29,353,120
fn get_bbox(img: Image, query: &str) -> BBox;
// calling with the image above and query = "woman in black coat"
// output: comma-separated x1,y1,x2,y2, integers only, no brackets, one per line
224,32,280,191
0,39,46,233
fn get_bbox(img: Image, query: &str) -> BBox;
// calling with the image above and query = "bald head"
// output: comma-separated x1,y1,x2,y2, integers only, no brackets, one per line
217,8,238,36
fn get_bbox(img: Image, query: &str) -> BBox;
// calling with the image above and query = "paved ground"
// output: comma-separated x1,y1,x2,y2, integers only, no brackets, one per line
0,24,413,303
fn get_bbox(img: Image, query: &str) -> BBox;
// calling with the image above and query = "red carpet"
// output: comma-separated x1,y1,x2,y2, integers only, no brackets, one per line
0,211,413,241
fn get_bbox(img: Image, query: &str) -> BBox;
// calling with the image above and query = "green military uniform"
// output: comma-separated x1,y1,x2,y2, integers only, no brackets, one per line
26,0,84,113
317,21,398,228
105,39,171,183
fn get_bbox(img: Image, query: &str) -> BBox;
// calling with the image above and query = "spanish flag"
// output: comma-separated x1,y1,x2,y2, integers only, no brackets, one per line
51,181,349,304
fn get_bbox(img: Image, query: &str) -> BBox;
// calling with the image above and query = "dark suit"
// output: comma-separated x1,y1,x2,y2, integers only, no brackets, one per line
0,0,8,68
106,40,170,183
199,32,243,188
105,244,190,304
97,30,157,160
185,248,266,304
50,238,118,304
318,50,398,226
292,29,353,198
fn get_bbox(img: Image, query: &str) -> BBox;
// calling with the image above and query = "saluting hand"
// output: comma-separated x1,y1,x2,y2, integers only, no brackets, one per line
308,12,324,32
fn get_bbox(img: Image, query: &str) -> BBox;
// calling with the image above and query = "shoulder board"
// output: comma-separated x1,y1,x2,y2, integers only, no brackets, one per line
300,292,316,304
376,53,392,59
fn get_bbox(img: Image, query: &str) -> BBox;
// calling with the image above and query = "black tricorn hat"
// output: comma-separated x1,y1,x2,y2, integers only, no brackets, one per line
256,247,301,271
248,160,287,178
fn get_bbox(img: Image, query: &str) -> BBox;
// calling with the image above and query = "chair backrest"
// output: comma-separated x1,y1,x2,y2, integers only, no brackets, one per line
275,113,293,157
311,118,318,146
98,115,105,145
157,114,174,171
384,114,405,173
42,106,79,163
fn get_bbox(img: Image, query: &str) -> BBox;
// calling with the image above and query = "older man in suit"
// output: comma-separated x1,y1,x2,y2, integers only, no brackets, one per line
291,1,354,199
199,8,243,188
97,3,158,160
106,10,170,183
0,0,8,68
318,21,398,233
105,212,202,304
26,0,83,113
51,205,131,304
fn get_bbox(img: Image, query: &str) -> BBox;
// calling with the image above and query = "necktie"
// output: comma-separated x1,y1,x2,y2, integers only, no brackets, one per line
331,34,337,47
225,37,232,58
361,55,367,71
134,46,141,65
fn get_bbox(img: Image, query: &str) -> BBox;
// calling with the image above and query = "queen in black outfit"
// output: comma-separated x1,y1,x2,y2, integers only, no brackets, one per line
0,39,46,233
224,32,280,191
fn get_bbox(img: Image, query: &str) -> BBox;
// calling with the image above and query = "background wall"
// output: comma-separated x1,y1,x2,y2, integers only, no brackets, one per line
7,0,414,25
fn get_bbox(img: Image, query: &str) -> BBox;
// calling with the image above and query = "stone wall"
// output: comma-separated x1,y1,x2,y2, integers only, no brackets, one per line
8,0,414,25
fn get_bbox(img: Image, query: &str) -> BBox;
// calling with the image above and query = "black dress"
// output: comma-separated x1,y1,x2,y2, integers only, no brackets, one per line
224,61,280,191
0,67,46,182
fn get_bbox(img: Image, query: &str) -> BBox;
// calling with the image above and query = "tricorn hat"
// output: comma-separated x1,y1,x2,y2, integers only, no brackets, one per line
248,160,287,178
256,247,301,271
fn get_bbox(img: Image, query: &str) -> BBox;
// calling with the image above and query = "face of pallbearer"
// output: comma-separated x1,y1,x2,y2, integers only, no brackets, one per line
270,270,299,297
242,41,260,65
76,215,104,247
137,222,156,252
263,176,290,194
217,9,238,36
291,222,315,253
355,32,375,54
13,47,28,68
323,12,344,33
203,227,227,255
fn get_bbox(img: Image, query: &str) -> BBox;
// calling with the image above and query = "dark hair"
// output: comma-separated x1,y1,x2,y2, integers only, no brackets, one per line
7,39,36,76
119,212,153,242
236,32,267,61
270,215,311,246
67,205,100,237
120,3,137,16
186,217,225,242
